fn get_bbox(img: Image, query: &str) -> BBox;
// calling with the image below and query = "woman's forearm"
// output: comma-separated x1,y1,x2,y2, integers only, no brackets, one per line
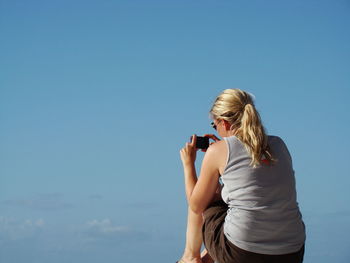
183,163,197,203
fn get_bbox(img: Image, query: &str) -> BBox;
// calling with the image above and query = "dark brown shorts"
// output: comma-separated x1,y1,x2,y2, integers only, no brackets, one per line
202,200,305,263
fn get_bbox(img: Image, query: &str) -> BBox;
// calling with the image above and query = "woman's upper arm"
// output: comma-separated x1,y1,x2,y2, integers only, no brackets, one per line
189,140,226,214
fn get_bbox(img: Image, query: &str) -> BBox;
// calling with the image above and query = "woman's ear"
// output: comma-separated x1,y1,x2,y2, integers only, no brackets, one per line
223,120,231,130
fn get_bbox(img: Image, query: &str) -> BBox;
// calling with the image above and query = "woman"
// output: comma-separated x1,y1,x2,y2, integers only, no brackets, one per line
177,89,306,263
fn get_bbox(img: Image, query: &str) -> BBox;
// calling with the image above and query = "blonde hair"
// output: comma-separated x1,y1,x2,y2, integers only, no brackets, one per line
210,89,274,167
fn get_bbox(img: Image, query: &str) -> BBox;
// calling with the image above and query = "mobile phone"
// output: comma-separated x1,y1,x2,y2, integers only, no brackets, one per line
190,136,209,149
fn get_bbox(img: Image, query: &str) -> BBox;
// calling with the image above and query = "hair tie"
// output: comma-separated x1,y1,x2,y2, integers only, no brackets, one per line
243,103,250,111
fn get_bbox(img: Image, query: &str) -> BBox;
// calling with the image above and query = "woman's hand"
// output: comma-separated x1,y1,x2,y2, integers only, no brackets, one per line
201,134,221,152
180,134,198,166
204,134,221,142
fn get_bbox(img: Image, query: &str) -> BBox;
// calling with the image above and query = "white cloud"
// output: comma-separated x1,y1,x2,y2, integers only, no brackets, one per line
86,218,128,233
77,218,152,246
0,193,74,211
82,218,130,241
35,218,45,227
0,216,45,241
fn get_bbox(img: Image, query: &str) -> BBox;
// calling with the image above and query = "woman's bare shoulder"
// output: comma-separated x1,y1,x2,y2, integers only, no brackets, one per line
204,140,228,167
207,139,227,153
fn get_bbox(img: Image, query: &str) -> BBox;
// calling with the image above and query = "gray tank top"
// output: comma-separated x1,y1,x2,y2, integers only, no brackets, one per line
221,135,306,255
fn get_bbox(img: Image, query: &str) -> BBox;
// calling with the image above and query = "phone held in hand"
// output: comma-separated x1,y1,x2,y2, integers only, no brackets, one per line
190,136,209,150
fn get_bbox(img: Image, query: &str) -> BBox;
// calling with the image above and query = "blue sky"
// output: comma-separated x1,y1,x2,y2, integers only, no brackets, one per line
1,0,349,262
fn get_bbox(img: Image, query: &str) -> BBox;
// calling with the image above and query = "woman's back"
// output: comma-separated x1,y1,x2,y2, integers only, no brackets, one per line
221,135,306,255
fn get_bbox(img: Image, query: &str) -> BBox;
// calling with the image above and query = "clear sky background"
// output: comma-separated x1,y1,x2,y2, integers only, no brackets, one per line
1,0,349,262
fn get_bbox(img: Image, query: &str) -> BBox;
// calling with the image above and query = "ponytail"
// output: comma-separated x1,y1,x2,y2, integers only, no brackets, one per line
236,104,273,167
210,89,274,167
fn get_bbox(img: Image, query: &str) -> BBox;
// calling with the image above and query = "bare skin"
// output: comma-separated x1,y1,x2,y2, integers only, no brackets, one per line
178,120,236,263
180,186,222,263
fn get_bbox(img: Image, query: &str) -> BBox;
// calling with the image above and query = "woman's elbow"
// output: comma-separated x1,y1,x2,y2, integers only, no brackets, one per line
189,200,205,215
